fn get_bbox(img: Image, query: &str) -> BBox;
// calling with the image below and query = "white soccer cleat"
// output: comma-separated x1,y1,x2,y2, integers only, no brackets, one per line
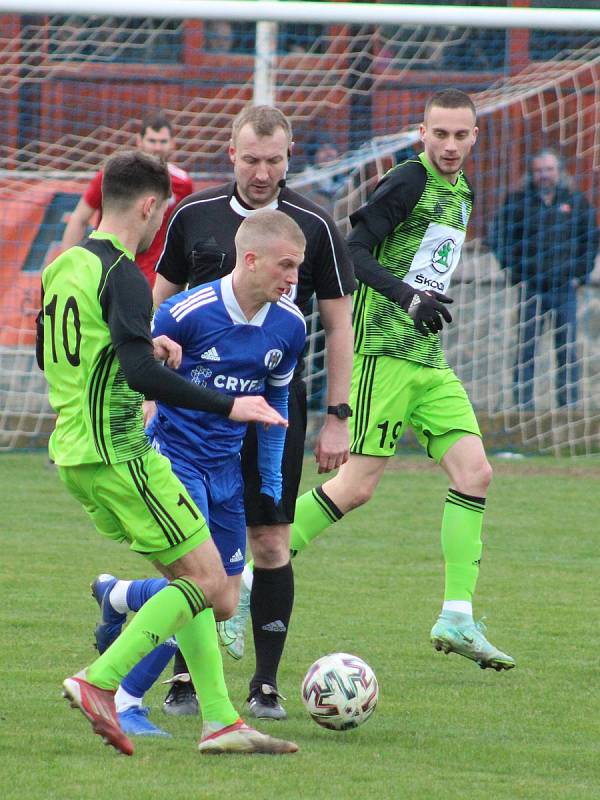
217,580,251,660
198,719,298,755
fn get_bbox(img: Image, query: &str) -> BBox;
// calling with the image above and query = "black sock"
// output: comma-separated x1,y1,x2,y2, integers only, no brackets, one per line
173,649,191,683
250,561,294,693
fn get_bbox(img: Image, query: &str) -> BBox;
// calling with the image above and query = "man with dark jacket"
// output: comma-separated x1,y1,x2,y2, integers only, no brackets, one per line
490,148,598,409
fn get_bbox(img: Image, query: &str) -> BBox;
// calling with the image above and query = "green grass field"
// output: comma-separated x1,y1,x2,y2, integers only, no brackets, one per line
2,452,599,800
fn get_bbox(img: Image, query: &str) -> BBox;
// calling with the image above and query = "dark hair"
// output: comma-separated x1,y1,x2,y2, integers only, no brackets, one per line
425,89,476,120
231,105,292,145
102,151,171,210
139,113,173,137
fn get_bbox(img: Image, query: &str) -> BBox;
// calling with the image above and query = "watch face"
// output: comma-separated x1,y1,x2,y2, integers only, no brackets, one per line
329,404,352,419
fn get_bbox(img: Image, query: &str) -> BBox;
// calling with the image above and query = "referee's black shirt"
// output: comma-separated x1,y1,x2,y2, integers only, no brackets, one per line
155,181,355,314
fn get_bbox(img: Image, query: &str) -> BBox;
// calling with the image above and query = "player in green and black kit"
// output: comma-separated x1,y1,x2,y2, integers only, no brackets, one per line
38,149,298,756
270,88,516,671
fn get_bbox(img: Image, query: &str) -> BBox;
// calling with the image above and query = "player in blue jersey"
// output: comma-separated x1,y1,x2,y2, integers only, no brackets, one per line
91,209,307,741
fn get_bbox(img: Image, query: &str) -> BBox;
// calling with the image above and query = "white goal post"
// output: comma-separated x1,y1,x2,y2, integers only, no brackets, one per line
2,2,600,455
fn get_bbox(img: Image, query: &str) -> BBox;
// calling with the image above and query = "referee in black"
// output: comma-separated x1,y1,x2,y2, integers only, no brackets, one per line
153,106,355,720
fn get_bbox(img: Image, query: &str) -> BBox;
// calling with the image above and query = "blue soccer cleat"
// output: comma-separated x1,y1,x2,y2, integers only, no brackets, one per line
90,573,127,654
118,706,172,738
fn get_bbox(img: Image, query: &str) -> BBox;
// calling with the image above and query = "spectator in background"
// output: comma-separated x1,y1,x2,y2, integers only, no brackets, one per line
279,23,326,54
205,20,234,53
490,148,598,409
300,137,350,413
61,112,193,287
302,138,348,216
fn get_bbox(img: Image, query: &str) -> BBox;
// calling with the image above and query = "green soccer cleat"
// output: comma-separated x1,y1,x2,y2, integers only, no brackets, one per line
430,612,516,671
217,580,251,660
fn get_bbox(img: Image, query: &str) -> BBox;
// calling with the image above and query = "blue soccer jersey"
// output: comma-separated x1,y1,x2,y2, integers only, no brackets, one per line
149,274,306,468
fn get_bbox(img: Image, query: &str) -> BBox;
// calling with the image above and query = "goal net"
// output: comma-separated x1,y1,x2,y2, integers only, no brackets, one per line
2,2,600,454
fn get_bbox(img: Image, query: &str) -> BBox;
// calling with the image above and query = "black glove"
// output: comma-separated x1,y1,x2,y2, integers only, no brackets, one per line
392,282,453,336
259,492,286,524
35,310,44,370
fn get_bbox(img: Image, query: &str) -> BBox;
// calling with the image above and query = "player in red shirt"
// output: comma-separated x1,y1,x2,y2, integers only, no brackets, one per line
61,113,193,286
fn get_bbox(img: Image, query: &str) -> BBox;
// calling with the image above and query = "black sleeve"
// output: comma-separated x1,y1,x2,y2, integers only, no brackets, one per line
154,202,190,286
117,339,234,415
101,261,233,416
310,213,356,300
349,161,425,243
35,310,44,370
347,162,426,302
100,259,154,349
575,193,599,280
348,223,408,303
35,282,44,370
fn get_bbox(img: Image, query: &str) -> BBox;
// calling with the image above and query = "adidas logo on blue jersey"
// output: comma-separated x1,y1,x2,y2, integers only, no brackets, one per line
201,347,220,361
229,548,244,563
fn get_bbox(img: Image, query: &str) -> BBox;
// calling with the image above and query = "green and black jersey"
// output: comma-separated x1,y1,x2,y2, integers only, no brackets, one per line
351,153,473,368
41,231,153,466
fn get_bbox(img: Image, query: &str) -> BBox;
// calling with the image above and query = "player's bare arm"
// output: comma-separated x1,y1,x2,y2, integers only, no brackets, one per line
314,295,353,473
153,274,186,308
61,197,95,252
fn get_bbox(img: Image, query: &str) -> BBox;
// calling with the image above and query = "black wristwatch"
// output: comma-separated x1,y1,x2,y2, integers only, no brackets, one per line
327,403,353,420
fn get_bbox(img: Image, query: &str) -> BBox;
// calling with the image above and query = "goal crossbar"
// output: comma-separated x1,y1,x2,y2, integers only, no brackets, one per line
2,1,600,32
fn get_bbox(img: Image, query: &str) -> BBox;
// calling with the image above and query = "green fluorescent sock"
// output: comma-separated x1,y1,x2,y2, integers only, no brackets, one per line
87,579,206,689
441,488,485,602
289,485,344,556
176,609,238,726
244,485,344,573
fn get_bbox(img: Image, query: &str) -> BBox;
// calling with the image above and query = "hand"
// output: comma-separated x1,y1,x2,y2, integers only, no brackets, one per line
229,395,289,427
143,400,157,427
314,416,350,474
393,282,453,336
152,335,182,369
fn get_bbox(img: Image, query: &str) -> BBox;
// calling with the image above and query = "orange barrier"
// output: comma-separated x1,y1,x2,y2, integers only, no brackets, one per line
0,178,87,347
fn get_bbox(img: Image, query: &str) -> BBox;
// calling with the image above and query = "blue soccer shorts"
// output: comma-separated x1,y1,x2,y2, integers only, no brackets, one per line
150,436,246,576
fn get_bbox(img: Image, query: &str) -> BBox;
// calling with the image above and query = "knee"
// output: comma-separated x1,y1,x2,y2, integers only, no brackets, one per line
479,460,493,492
215,580,240,621
344,481,375,511
249,525,289,567
327,473,376,513
454,457,493,497
213,592,237,622
458,459,493,497
185,569,228,612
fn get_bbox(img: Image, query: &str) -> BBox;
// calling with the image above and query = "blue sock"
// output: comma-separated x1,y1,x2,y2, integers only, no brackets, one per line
126,578,168,612
121,639,178,698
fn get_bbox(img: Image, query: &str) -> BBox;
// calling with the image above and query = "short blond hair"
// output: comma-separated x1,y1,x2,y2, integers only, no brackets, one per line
231,105,293,147
235,209,305,254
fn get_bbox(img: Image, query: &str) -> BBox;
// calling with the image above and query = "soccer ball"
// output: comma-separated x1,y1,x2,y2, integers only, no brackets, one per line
301,652,379,731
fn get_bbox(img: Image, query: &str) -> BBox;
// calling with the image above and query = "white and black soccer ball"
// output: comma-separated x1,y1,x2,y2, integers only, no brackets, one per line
301,652,379,731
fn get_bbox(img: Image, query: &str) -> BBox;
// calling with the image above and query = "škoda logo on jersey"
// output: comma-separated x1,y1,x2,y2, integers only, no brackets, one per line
431,237,457,274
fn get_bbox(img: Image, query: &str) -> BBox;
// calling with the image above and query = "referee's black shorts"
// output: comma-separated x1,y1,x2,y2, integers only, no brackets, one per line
241,376,307,526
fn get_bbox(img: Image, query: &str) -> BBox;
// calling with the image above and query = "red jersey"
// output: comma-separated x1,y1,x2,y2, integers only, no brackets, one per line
82,162,193,287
